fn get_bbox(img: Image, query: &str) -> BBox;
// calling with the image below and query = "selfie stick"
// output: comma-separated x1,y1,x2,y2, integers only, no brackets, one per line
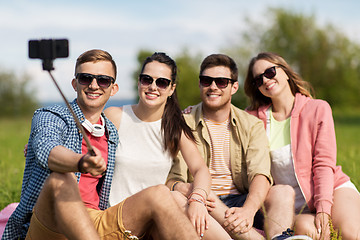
46,70,96,156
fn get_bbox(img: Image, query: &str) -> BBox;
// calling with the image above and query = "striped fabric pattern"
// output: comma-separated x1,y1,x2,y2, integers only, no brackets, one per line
204,118,239,196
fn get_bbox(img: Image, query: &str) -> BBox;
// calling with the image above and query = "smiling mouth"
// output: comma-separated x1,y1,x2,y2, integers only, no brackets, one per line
145,92,159,97
86,92,101,98
207,92,221,98
266,82,276,90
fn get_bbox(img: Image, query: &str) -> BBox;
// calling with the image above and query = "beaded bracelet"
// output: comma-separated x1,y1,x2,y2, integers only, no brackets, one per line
188,197,206,206
188,192,205,203
192,187,208,199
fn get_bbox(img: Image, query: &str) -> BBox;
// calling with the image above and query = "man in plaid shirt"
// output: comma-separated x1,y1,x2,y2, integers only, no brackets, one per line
3,49,199,240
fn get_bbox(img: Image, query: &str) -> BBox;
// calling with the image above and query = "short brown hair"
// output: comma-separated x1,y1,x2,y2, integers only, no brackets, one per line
75,49,117,80
200,54,238,81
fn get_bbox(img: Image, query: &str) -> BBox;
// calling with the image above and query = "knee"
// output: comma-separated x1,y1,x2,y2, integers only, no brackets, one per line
266,184,295,207
44,172,77,196
293,216,316,237
144,184,174,206
335,222,360,240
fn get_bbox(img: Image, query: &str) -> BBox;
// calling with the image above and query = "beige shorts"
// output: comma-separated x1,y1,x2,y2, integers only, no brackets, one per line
25,199,138,240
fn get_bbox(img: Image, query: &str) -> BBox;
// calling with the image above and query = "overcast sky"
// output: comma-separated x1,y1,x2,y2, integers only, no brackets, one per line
1,0,360,103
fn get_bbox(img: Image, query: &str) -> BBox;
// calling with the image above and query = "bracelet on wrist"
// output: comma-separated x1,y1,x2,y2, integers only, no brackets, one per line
193,187,208,199
77,155,87,174
188,192,205,202
188,197,206,207
171,181,181,191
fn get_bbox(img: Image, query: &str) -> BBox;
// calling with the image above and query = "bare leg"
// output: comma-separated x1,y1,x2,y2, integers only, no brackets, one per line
171,191,231,240
208,192,265,240
332,187,360,240
34,172,100,240
263,185,295,239
293,214,317,238
121,184,199,240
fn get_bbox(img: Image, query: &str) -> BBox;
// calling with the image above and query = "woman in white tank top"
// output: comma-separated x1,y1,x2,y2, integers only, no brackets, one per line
105,52,231,239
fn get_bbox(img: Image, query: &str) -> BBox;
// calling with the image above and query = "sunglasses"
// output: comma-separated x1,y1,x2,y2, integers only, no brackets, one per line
199,76,235,89
139,74,172,90
253,66,278,88
76,73,115,88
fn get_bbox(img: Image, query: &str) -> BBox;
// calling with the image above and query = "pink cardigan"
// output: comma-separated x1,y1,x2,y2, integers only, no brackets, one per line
247,93,349,215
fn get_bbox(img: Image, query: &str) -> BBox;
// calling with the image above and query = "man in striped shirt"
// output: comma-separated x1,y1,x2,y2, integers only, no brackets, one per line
168,54,297,240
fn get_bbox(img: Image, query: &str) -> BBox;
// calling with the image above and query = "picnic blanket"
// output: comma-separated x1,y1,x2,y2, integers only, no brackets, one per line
0,203,19,237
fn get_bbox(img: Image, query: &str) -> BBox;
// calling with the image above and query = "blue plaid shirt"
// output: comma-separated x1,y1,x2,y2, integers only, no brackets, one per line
2,99,119,240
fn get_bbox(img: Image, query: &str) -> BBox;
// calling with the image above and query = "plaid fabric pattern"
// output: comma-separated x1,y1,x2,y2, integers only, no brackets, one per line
2,99,118,240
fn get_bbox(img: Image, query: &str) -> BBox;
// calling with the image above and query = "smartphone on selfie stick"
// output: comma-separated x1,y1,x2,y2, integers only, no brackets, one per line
28,39,96,157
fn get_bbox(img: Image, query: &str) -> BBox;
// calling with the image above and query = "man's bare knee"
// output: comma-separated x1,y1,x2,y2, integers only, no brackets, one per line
266,184,295,207
43,172,77,197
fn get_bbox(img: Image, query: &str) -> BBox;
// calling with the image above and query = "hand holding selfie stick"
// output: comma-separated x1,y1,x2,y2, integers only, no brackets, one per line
29,39,96,157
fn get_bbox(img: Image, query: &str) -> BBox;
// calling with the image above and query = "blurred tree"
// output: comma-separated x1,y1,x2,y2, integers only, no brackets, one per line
174,49,202,109
0,69,38,117
226,8,360,108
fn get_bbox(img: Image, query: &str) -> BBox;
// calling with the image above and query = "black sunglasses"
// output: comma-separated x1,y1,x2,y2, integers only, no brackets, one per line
76,73,115,88
253,66,278,88
199,76,235,89
139,74,172,90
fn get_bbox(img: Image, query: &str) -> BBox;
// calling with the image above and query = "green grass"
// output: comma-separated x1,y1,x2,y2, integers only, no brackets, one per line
0,111,359,211
0,116,32,210
333,109,360,188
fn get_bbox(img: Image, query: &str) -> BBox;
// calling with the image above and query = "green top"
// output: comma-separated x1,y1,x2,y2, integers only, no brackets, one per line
269,109,291,151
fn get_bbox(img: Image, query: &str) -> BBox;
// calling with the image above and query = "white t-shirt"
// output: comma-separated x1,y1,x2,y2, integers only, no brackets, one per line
109,105,172,206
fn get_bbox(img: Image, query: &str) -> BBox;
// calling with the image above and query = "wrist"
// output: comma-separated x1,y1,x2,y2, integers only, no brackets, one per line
77,155,87,174
171,181,182,191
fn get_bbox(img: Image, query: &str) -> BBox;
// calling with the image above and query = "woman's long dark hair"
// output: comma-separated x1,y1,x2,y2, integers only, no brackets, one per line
140,52,196,158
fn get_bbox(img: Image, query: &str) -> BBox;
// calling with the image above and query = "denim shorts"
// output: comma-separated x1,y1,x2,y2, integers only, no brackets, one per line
218,194,264,230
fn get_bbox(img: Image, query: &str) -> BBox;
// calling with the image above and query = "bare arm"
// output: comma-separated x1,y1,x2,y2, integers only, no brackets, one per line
179,131,211,198
48,145,106,176
104,106,123,130
177,131,211,237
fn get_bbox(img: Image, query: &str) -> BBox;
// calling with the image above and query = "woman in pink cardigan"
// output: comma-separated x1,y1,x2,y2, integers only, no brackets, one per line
244,52,360,239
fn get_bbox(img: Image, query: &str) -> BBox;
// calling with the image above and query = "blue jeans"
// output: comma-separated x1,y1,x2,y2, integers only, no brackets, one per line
218,194,264,230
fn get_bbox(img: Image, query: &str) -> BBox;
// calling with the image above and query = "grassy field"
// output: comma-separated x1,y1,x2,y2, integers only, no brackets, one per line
0,110,359,211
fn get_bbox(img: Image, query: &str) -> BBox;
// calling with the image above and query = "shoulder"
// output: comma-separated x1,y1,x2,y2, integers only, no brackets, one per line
33,104,70,123
104,106,124,130
182,103,202,128
231,105,263,126
299,97,332,117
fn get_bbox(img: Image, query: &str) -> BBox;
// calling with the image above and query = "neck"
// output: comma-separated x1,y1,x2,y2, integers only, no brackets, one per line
271,92,295,121
202,103,231,123
133,102,165,122
77,102,103,124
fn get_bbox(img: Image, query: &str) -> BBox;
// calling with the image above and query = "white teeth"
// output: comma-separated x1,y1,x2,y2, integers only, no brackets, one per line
87,93,100,97
146,93,158,97
208,94,219,98
267,83,276,89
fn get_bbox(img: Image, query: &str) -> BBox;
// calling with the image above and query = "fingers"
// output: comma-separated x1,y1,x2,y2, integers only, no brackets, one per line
225,207,235,218
225,217,251,234
82,154,106,176
206,200,215,212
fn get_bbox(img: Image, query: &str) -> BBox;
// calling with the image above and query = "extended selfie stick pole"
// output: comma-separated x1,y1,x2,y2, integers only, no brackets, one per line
46,70,96,156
